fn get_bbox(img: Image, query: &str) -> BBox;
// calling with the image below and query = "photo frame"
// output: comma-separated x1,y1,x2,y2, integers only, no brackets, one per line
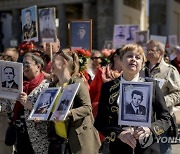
168,35,178,48
103,40,113,49
28,87,61,120
113,24,139,49
21,5,38,42
150,35,167,45
0,61,23,100
38,7,57,43
135,30,149,47
118,81,153,127
70,19,92,52
50,83,80,121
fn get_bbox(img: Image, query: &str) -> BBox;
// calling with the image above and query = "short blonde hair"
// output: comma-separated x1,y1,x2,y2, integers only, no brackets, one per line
119,43,146,65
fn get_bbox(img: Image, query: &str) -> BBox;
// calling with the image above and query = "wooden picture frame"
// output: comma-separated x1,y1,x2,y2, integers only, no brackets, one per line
0,61,23,100
70,19,92,52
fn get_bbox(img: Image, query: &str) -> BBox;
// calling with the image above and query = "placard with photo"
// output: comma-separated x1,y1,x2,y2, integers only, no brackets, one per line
21,5,38,42
28,87,61,120
0,61,23,100
70,20,92,51
38,7,57,42
118,81,153,127
150,35,167,45
113,24,139,49
135,30,149,47
50,83,80,121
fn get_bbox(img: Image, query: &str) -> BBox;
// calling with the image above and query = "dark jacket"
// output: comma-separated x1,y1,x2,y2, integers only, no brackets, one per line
2,81,18,89
48,77,101,154
94,77,171,154
126,103,146,115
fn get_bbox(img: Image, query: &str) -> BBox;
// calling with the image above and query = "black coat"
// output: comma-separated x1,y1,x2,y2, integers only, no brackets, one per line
94,77,171,154
2,81,18,89
126,103,146,115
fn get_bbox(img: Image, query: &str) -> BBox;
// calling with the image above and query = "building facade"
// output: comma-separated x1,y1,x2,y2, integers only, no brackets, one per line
0,0,179,51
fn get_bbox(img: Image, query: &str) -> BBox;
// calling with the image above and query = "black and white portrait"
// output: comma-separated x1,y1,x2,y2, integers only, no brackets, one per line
103,41,113,49
50,83,80,121
118,82,153,127
126,25,139,43
0,61,23,100
28,88,60,120
2,66,18,89
39,7,57,42
70,20,92,51
135,30,149,47
21,6,38,42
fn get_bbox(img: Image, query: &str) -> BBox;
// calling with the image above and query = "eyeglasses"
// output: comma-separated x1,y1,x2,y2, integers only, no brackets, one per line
91,57,102,60
23,61,36,68
147,49,159,53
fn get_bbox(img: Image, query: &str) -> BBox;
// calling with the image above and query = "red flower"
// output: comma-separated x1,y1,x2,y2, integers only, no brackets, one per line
73,48,91,57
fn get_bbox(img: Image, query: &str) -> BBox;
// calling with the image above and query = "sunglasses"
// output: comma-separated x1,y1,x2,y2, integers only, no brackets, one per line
91,57,102,60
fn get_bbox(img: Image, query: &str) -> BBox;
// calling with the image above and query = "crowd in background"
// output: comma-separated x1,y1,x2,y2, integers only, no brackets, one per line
0,37,180,154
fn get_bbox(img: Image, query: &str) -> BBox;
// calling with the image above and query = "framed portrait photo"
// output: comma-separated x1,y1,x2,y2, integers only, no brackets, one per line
38,7,57,43
28,87,61,121
135,30,149,47
0,61,23,100
118,81,153,127
103,40,113,49
70,19,92,52
50,83,80,121
21,5,38,42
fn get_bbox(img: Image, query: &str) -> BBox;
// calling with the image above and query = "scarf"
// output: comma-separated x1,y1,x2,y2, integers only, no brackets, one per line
12,73,45,122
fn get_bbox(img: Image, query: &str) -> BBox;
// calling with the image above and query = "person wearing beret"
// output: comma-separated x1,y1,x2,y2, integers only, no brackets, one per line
94,44,171,154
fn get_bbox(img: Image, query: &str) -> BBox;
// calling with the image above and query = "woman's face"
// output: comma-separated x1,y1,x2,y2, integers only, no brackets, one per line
23,56,40,80
120,49,143,76
52,55,65,76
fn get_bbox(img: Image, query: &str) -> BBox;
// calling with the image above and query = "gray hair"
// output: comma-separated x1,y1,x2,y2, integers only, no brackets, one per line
23,52,44,70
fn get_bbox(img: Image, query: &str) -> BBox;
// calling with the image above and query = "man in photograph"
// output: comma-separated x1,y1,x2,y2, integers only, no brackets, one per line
126,26,137,41
22,9,37,40
115,26,125,39
72,24,89,50
126,90,146,115
39,8,56,41
2,66,18,89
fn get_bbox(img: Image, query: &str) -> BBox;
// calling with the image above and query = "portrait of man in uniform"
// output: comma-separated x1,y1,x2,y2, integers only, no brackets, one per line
2,66,18,89
22,6,38,41
39,8,57,42
71,20,92,51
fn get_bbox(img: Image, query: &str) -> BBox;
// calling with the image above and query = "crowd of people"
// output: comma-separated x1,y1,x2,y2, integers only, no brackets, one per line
0,36,180,154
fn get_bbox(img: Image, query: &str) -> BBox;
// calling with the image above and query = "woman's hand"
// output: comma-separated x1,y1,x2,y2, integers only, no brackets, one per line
133,127,151,140
17,92,28,106
17,92,32,109
118,130,137,149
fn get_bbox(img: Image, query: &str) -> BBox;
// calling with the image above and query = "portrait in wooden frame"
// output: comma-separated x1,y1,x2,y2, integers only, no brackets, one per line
0,61,23,100
70,19,92,52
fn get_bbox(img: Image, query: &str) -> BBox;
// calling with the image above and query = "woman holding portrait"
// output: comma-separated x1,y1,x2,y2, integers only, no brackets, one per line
94,44,171,154
16,52,50,154
48,48,101,154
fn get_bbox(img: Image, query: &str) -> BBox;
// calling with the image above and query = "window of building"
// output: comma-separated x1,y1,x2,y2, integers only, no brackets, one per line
175,0,180,3
123,0,141,10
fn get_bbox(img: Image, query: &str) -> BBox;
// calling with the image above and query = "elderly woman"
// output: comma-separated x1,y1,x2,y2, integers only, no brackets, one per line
16,52,50,154
48,48,101,154
94,44,171,154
